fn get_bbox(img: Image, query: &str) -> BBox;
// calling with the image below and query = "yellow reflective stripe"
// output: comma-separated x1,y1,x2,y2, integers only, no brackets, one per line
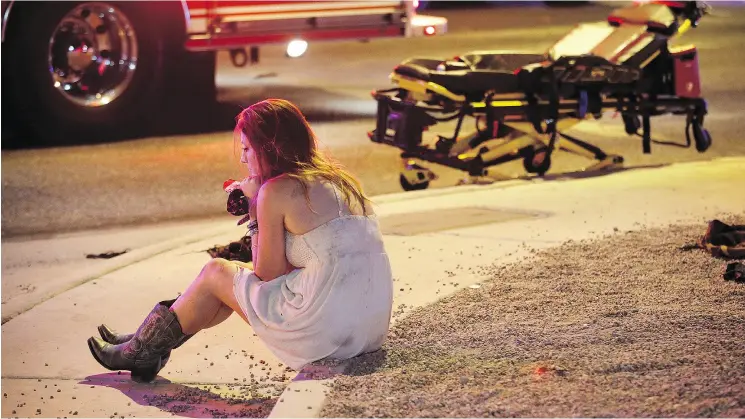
391,74,427,94
426,83,466,101
721,245,730,257
390,73,466,102
705,242,733,257
471,100,525,108
676,19,691,38
640,50,660,69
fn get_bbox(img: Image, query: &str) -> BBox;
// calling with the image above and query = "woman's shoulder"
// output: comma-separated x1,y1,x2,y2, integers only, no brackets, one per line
259,175,322,207
254,176,297,213
260,175,302,197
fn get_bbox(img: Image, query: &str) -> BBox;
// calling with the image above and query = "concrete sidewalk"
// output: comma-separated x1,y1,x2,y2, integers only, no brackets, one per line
2,157,744,418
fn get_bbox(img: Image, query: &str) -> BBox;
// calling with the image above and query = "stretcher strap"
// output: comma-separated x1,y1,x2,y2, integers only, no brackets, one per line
578,91,589,118
642,114,651,154
484,93,504,139
684,114,694,148
546,69,561,134
526,95,545,134
526,73,561,135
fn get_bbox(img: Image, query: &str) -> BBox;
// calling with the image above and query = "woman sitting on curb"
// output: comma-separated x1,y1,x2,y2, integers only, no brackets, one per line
87,99,394,382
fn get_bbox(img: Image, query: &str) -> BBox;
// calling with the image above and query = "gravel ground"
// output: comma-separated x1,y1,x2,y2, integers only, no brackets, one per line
320,218,745,418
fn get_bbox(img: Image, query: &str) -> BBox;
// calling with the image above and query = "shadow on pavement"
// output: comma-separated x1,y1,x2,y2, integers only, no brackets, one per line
80,372,277,418
538,162,670,182
451,163,672,189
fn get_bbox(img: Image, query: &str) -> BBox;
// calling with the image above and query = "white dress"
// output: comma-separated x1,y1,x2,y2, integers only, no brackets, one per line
232,189,393,370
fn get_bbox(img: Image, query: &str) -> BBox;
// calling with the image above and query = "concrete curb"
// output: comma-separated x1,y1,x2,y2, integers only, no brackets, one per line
268,362,351,418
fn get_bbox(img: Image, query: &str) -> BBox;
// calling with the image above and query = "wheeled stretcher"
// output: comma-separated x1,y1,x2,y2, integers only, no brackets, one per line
369,1,713,190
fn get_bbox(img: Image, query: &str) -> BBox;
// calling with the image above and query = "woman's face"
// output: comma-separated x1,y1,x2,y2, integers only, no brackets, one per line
240,132,263,178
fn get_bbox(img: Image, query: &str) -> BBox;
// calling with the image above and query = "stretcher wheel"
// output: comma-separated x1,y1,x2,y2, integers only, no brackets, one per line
399,174,429,191
693,124,712,153
523,147,552,176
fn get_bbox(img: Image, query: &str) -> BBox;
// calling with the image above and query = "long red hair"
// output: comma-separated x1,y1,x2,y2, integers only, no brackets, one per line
234,99,369,213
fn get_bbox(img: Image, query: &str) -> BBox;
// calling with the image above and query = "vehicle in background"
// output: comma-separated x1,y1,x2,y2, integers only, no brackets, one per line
414,0,590,10
1,1,447,146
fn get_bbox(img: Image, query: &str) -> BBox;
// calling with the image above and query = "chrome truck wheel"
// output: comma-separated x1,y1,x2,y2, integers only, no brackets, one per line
48,3,138,108
3,1,163,145
3,1,215,147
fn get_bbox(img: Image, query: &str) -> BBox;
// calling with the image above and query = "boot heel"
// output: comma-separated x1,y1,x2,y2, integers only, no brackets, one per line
130,358,162,383
130,369,157,383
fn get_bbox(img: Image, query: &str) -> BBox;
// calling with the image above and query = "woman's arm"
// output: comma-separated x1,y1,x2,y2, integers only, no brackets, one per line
251,179,292,281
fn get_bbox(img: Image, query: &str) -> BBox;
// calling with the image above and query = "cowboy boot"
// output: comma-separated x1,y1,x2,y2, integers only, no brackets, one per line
97,324,134,345
98,326,193,348
96,298,191,372
97,299,193,347
87,300,188,383
97,324,193,372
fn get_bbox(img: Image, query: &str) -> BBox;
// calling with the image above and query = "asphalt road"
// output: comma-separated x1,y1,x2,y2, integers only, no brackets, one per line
2,2,744,238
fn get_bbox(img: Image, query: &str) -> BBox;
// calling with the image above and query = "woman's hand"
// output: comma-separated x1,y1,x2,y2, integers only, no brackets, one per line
240,176,262,220
240,176,262,200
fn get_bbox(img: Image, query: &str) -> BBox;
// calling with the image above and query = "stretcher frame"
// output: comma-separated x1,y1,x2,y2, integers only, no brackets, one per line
368,1,713,190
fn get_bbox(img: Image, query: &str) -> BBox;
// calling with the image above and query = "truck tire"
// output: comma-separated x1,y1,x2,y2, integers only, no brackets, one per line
4,1,165,146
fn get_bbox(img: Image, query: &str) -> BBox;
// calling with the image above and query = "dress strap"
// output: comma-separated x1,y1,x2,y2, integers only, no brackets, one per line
331,185,344,217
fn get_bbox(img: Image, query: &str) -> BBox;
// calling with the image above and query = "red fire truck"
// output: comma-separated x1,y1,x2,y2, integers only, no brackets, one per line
1,1,446,145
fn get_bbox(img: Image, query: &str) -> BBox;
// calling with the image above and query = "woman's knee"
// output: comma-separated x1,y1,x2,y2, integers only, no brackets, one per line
200,258,238,290
202,259,245,316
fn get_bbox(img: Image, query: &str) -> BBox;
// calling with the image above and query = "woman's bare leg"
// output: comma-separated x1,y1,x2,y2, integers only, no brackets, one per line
202,303,234,329
171,258,249,335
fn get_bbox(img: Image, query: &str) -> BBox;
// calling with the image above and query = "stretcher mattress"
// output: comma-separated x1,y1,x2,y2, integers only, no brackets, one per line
393,54,642,99
394,59,516,96
391,2,690,98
